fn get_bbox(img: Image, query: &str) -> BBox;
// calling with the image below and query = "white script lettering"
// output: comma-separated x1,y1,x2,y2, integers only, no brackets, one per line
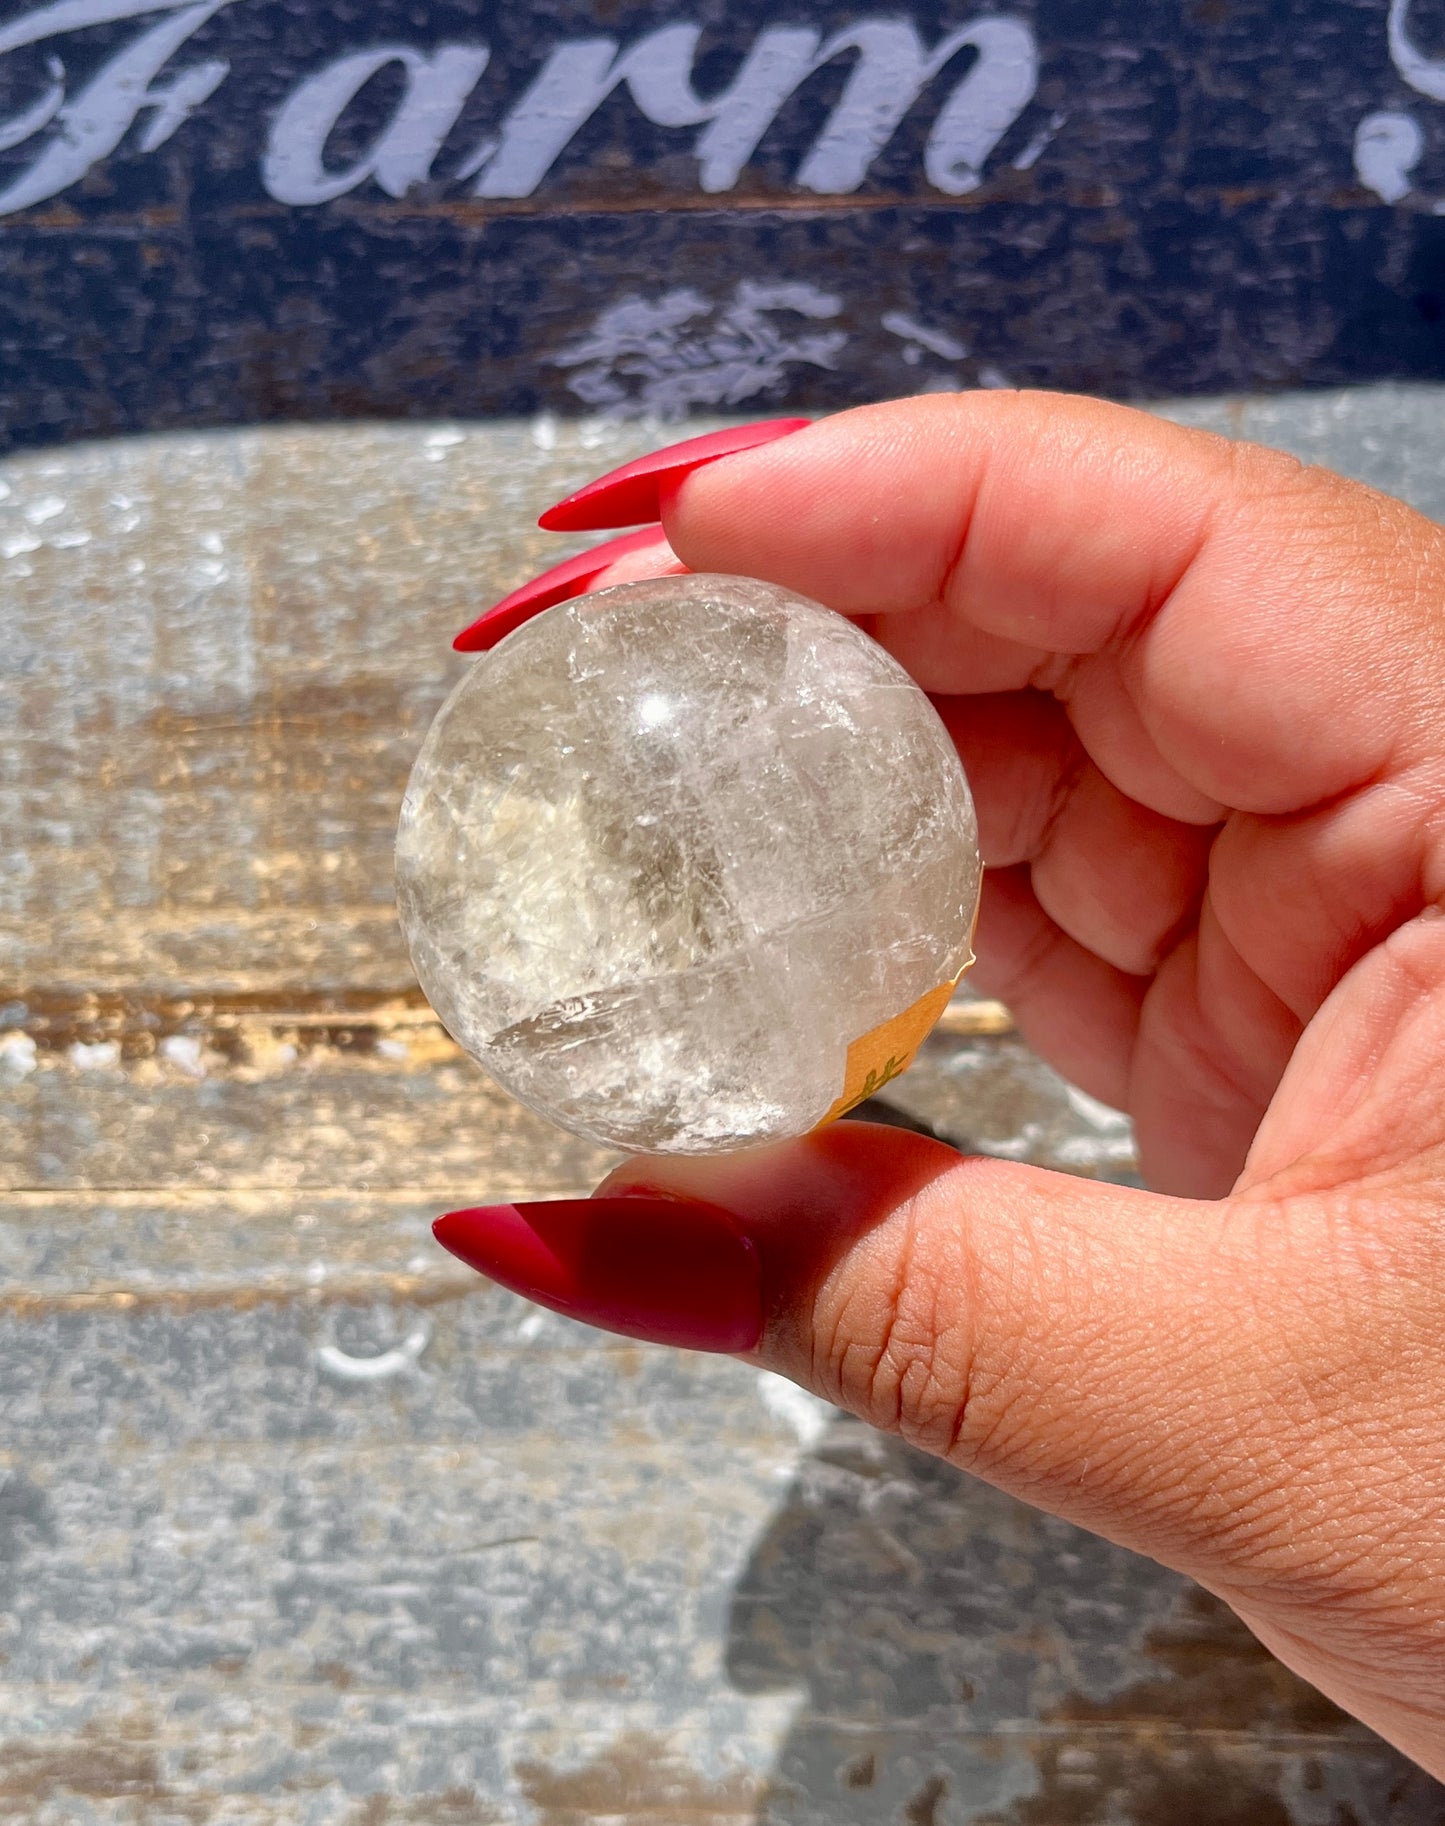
1389,0,1445,102
460,16,1039,198
262,43,490,203
0,3,1043,217
0,0,230,216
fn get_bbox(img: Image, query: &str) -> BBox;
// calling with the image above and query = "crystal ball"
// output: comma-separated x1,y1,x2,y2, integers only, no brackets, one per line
395,573,981,1155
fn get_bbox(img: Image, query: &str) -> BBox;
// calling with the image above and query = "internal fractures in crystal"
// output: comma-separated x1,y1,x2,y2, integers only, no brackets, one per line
396,574,981,1154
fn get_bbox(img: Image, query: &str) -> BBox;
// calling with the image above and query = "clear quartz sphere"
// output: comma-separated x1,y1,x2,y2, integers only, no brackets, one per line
395,573,981,1154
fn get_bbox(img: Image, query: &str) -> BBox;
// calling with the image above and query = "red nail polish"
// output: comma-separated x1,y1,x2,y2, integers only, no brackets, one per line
453,527,676,651
537,419,810,533
432,1196,762,1353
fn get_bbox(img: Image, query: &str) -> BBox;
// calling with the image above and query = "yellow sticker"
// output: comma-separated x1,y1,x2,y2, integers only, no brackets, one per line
815,975,963,1129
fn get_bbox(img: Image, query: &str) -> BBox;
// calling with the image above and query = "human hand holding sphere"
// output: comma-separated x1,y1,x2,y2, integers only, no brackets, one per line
417,393,1445,1777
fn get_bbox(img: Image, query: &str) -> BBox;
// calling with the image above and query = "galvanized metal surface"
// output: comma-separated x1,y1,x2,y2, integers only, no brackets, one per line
4,396,1445,1821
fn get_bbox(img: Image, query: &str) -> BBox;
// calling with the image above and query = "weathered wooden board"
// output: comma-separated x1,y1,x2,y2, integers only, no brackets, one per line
2,0,1445,450
4,398,1445,1820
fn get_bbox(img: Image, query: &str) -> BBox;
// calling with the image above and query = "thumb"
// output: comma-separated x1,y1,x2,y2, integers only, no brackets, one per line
596,1125,1323,1585
433,1106,1445,1759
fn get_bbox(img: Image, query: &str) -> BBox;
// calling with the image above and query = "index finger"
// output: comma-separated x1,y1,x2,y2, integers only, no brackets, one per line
660,392,1445,817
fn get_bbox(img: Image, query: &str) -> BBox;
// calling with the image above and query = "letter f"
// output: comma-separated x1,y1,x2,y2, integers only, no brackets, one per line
0,0,232,218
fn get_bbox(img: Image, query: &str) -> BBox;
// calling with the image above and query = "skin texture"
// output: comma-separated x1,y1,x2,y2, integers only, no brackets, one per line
589,393,1445,1774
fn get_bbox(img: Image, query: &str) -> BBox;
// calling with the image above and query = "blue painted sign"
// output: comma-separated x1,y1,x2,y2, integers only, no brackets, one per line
1,0,1443,446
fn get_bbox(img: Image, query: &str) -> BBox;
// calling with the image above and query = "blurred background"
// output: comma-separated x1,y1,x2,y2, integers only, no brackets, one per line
3,3,1445,1820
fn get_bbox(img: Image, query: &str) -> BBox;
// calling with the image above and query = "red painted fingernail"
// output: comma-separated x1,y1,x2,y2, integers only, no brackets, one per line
537,418,811,532
432,1196,762,1353
453,526,676,651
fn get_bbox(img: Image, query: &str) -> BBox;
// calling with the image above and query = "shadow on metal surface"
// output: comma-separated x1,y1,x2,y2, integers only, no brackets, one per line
724,1418,1444,1825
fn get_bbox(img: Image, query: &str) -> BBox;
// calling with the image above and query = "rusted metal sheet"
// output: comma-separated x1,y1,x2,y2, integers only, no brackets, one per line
3,403,1444,1820
2,1,1445,449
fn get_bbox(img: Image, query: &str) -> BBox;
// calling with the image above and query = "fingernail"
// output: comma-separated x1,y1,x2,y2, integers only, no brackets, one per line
453,527,677,651
537,418,811,533
433,1197,763,1352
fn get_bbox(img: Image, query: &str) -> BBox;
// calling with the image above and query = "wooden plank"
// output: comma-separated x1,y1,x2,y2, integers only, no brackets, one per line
1,1,1445,442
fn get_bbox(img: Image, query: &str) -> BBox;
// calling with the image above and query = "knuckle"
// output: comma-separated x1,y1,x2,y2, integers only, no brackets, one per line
813,1188,998,1464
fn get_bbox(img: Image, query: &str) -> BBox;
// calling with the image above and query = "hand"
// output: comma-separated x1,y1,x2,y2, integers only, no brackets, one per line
439,394,1445,1774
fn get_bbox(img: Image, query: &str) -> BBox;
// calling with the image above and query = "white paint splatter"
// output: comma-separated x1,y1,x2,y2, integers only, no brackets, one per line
1354,109,1424,204
1063,1083,1131,1131
553,281,845,418
0,1032,37,1078
159,1033,206,1077
424,427,466,461
316,1314,433,1383
1390,0,1445,101
882,311,969,361
1013,108,1068,171
756,1370,834,1449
